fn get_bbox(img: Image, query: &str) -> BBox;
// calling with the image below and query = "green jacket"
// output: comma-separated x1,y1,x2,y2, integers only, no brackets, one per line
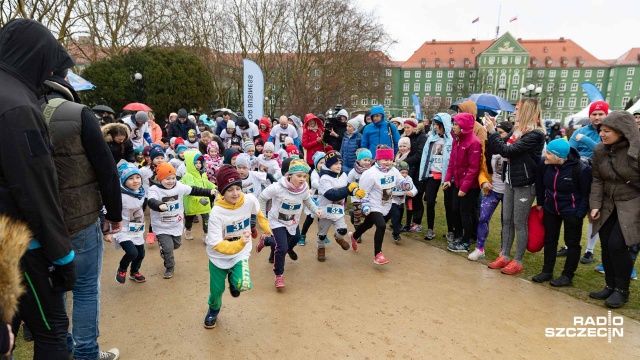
181,151,216,215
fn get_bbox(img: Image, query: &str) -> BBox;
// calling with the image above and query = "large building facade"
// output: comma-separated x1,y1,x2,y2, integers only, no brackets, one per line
375,32,640,122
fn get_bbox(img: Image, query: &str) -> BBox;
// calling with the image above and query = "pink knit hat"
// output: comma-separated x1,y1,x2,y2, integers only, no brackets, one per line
375,148,394,160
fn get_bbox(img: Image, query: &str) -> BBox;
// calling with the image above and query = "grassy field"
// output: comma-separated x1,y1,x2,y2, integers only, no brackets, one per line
401,190,639,320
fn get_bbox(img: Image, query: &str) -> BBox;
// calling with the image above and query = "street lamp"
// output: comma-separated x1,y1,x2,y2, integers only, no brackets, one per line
520,83,542,98
134,72,143,102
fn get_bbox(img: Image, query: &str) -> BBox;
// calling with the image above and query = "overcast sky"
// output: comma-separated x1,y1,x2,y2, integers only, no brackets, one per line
355,0,638,62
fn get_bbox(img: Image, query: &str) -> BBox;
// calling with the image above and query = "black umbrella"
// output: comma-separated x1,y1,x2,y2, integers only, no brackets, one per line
574,118,590,128
92,105,115,114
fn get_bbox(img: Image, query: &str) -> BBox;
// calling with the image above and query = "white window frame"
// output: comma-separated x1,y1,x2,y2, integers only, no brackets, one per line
414,71,421,78
435,83,442,92
537,70,544,78
371,99,378,106
622,97,631,107
512,74,519,85
597,70,604,77
544,113,551,120
385,82,391,91
627,68,635,76
414,83,420,92
384,98,391,106
549,70,556,78
547,83,555,92
526,70,533,78
569,98,576,107
436,71,443,78
426,71,432,78
385,69,392,77
573,70,580,78
361,98,368,106
596,83,602,90
469,72,476,79
458,70,465,78
402,110,408,118
402,97,409,106
447,71,454,78
425,83,431,91
510,89,518,100
624,81,632,90
571,83,578,92
580,98,588,107
559,83,566,92
404,71,410,78
561,70,568,78
446,83,453,92
545,97,553,107
585,70,592,77
445,97,452,105
403,83,410,91
557,98,564,107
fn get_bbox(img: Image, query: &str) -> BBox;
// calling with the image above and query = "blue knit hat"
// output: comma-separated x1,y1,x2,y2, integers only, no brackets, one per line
176,144,188,155
324,150,342,168
546,139,570,159
356,148,372,162
149,147,164,161
118,162,140,186
312,151,327,168
134,146,144,155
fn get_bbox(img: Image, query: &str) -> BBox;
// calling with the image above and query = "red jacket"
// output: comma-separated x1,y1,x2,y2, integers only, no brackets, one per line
444,113,481,193
301,113,325,166
258,117,271,143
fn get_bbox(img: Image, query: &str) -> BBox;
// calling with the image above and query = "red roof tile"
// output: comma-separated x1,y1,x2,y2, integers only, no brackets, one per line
610,48,640,66
518,38,609,68
402,39,493,69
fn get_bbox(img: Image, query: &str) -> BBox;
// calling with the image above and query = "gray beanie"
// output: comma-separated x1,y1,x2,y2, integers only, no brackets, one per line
135,111,148,123
178,108,188,118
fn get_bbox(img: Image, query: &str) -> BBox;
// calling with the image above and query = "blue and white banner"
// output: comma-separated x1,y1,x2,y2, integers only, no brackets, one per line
411,94,422,120
581,82,604,102
243,59,264,123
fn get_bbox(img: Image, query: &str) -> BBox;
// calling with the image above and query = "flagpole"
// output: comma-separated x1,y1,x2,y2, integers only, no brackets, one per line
496,4,501,39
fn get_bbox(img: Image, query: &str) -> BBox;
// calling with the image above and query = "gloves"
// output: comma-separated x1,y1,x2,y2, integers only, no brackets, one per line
354,189,366,199
199,198,209,205
348,182,359,192
49,261,77,292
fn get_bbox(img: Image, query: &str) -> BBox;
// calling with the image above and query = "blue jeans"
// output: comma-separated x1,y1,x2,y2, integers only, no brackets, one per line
66,219,103,359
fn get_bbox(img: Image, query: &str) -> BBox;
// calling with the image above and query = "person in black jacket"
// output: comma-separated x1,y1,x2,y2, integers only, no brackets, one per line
102,122,135,164
167,108,197,139
402,118,427,232
0,19,76,359
323,109,349,152
485,98,546,275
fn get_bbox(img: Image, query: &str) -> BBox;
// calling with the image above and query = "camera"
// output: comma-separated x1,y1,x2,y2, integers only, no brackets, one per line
324,104,343,130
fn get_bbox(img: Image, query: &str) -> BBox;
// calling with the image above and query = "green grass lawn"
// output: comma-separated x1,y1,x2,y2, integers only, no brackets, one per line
401,190,640,320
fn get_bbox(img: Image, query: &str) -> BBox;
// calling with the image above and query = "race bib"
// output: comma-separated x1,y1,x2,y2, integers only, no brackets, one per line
161,200,181,223
242,182,255,194
224,217,251,239
278,202,302,224
326,204,344,216
380,175,395,190
128,222,145,234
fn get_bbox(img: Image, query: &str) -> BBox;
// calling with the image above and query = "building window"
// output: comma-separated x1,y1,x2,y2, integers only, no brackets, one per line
314,69,321,77
403,83,409,91
547,83,555,92
458,70,465,78
622,97,631,107
469,84,474,92
556,112,562,120
446,83,453,92
402,97,409,106
351,96,357,106
384,98,391,106
625,81,632,90
559,83,566,92
361,98,368,106
569,98,576,107
573,70,580,78
415,71,421,78
544,113,551,120
597,70,604,77
414,83,420,92
571,83,578,92
526,70,533,78
272,84,277,90
456,97,463,102
596,82,602,90
402,110,408,118
510,90,518,100
499,74,506,87
435,83,442,92
371,99,378,105
385,82,391,91
425,83,431,91
385,69,392,76
404,71,410,78
457,83,464,90
437,71,443,78
580,97,588,107
549,70,556,78
426,71,432,78
627,68,635,76
447,71,454,78
545,97,553,107
557,98,564,107
445,97,452,105
469,72,476,78
585,70,592,77
537,70,544,78
487,75,493,84
561,70,568,78
512,74,520,85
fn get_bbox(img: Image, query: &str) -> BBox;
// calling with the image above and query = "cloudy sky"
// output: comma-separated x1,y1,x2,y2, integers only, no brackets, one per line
355,0,637,62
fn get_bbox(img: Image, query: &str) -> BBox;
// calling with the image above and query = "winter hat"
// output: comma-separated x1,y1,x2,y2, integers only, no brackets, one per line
280,156,295,176
390,117,405,127
347,118,361,131
174,137,185,147
336,109,349,119
243,141,255,153
230,136,242,147
142,146,151,157
223,148,240,165
399,137,411,149
149,147,164,161
227,120,236,129
207,141,219,154
177,108,188,119
264,142,275,152
404,118,418,128
156,162,176,181
288,158,310,174
286,144,299,156
375,147,395,160
324,150,342,168
216,165,243,194
254,138,264,146
312,152,327,168
176,144,188,155
284,136,294,146
589,101,609,116
324,144,333,152
396,161,409,172
169,137,177,147
356,148,372,162
188,129,196,137
134,146,144,155
135,111,148,123
118,162,140,186
546,139,570,159
235,153,252,168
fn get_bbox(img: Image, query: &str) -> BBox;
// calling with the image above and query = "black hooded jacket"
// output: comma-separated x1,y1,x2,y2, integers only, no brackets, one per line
0,19,75,262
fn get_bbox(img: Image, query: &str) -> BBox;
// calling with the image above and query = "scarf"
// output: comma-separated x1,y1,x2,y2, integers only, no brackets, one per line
281,176,309,194
375,162,390,173
395,150,409,163
354,162,369,174
121,183,145,200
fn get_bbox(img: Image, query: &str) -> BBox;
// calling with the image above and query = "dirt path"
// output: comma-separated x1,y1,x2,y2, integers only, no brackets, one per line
97,221,640,359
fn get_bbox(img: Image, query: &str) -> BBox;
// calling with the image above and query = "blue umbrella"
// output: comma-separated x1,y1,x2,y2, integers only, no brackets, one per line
449,97,498,116
67,70,95,91
468,93,515,112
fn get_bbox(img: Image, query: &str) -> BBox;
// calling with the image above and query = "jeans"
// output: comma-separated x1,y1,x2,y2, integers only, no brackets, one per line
476,190,503,249
389,203,402,236
542,211,583,278
451,185,480,244
66,220,104,360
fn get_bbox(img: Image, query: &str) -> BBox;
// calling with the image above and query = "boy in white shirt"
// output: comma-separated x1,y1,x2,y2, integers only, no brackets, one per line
390,161,417,241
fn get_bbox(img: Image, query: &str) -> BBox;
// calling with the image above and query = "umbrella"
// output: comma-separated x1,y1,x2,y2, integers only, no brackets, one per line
123,102,152,111
92,105,115,114
449,98,469,111
210,108,238,119
468,93,515,112
67,70,95,91
573,118,590,129
449,98,498,117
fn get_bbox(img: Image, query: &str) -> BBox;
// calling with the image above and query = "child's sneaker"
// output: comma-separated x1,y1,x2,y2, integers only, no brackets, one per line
275,275,285,288
448,241,469,253
594,263,605,274
204,308,219,329
228,274,240,297
444,232,455,243
184,229,194,240
632,268,637,280
146,232,156,244
129,272,146,283
287,249,298,261
374,252,389,265
468,248,485,261
349,232,358,251
256,234,267,253
488,255,510,269
408,223,422,232
424,229,435,240
325,237,330,244
163,269,174,279
251,227,258,239
115,268,126,284
298,234,306,246
501,261,523,275
98,348,120,360
393,235,401,242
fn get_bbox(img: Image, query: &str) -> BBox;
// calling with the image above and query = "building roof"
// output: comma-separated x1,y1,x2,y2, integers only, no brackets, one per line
610,48,640,66
402,39,494,69
518,38,610,68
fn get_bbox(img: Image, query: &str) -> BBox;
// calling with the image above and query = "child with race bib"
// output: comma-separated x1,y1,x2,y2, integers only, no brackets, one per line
299,152,327,246
347,148,373,231
236,153,274,238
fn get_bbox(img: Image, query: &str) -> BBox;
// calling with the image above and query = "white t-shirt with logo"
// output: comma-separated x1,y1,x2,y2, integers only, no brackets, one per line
148,182,193,236
241,171,269,198
260,181,310,235
123,117,149,149
269,125,298,149
236,123,259,142
491,154,506,194
429,137,445,175
114,194,146,245
359,166,402,216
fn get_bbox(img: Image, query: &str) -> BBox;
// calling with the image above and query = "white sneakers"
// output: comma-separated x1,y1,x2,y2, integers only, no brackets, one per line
468,248,485,261
184,229,194,240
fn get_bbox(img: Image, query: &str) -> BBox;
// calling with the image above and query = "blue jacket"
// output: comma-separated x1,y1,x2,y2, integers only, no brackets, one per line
340,130,362,174
215,119,227,136
535,148,592,218
361,105,400,154
419,113,453,182
569,124,600,159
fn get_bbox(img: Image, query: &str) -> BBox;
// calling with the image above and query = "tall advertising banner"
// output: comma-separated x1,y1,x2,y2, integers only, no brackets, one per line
243,59,264,123
411,94,422,120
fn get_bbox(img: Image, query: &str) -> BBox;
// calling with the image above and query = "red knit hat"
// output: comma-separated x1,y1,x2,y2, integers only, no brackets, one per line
216,165,242,194
156,163,176,181
173,137,185,148
404,118,418,128
589,101,609,116
286,144,299,156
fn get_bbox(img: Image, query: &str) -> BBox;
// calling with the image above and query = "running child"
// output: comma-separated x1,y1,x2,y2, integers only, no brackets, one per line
257,142,281,178
139,146,166,244
347,148,373,231
299,151,326,246
390,161,417,241
236,153,273,238
181,151,216,242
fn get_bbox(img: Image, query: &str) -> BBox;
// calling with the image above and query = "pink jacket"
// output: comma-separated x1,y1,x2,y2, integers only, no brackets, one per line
444,113,481,193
